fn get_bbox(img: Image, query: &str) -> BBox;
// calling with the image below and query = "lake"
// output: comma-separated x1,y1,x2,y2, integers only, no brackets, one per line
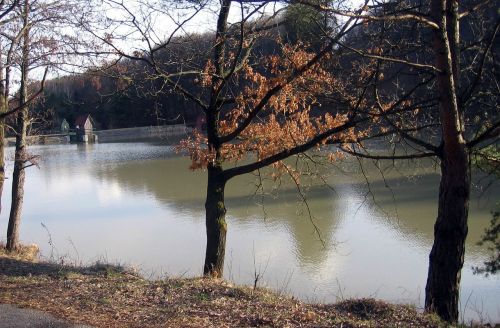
0,142,498,323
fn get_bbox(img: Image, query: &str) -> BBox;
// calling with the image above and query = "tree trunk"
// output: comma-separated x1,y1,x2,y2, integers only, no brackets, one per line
0,48,5,216
201,0,232,278
6,112,27,251
425,152,470,322
0,114,5,217
203,164,227,277
425,0,469,322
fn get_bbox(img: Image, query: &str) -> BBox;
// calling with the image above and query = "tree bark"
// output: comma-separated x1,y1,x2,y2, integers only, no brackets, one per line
425,152,470,322
203,164,227,277
0,96,5,217
202,0,231,278
425,0,470,322
0,118,4,216
6,112,27,251
0,45,6,216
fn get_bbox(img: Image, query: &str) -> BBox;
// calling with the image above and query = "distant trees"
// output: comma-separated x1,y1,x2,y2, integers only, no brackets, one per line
35,1,336,129
283,0,331,47
36,63,199,130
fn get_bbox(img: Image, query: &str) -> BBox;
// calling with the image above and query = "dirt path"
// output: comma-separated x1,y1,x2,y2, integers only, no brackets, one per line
0,304,93,328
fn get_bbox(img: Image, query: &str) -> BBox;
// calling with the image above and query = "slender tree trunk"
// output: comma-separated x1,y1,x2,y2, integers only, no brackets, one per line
0,118,4,216
203,164,227,277
425,0,470,322
0,86,5,216
0,45,6,216
6,0,29,251
6,111,27,251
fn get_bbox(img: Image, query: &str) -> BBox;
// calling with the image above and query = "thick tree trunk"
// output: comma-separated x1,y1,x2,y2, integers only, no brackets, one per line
425,152,470,322
203,165,227,277
425,0,469,322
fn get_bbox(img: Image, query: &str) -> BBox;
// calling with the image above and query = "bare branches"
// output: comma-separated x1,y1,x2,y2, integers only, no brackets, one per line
458,0,493,19
0,66,48,119
338,42,441,73
467,120,500,149
0,0,18,21
282,162,325,246
460,18,500,107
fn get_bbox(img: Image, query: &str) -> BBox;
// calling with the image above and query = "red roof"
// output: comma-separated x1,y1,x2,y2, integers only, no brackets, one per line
75,114,91,127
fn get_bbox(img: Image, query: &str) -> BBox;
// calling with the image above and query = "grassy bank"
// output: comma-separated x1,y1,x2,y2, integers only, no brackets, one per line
1,245,449,327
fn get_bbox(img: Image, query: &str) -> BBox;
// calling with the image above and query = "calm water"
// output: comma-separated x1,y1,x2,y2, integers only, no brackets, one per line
0,142,498,323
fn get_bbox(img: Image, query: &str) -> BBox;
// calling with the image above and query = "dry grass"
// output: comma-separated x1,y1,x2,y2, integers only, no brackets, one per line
0,243,39,261
0,247,448,327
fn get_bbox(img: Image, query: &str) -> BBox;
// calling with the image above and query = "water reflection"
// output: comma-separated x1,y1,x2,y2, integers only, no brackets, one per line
0,143,498,322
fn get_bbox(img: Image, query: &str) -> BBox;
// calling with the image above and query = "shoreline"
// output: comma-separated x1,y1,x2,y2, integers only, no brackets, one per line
0,245,452,328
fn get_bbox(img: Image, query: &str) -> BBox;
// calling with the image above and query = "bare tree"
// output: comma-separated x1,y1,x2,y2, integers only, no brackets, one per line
6,0,30,251
4,0,90,250
303,0,499,322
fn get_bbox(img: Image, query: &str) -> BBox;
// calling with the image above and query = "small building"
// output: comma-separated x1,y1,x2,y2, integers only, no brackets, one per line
75,114,94,134
73,114,97,143
60,119,70,133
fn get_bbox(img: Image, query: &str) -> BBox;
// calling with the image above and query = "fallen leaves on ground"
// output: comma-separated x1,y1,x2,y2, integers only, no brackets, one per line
0,251,445,327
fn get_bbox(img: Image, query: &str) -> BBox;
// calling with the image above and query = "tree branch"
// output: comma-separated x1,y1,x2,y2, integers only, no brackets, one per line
0,0,18,21
467,120,500,149
223,117,365,180
460,18,500,106
338,42,441,73
0,67,48,119
340,146,436,160
458,0,492,19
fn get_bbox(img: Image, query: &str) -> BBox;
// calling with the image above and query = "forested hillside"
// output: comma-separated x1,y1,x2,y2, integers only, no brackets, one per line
35,0,496,133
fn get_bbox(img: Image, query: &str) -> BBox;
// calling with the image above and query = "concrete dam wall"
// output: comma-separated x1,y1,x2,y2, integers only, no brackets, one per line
5,124,193,146
94,125,192,143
